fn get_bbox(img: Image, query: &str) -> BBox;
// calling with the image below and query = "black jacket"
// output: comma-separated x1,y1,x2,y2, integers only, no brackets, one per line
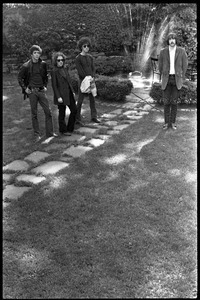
18,58,48,99
51,67,75,106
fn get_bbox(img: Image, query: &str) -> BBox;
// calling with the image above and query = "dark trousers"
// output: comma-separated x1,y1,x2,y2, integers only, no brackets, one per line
58,99,77,133
76,82,97,121
163,75,180,125
29,91,53,137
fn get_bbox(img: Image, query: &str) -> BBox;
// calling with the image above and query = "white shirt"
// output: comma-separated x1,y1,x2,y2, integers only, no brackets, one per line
169,45,176,74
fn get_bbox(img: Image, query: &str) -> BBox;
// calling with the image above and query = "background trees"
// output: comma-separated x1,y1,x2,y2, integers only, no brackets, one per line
3,3,196,61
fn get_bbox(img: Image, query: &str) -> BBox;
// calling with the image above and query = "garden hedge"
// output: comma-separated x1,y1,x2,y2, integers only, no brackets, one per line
150,81,197,105
68,70,133,102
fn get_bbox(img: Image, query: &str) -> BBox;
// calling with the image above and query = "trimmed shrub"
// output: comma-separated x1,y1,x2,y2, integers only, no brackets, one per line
95,56,133,76
150,81,197,105
95,75,133,102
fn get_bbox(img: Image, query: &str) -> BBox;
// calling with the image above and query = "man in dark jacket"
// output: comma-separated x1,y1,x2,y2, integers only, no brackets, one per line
18,45,56,142
75,37,100,126
158,32,188,130
51,52,77,135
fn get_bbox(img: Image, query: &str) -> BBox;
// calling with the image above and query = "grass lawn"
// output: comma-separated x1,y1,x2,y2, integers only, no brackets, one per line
3,73,197,298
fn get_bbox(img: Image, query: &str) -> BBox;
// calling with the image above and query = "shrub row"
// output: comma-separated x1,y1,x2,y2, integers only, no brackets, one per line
68,70,133,102
149,81,197,105
95,56,133,76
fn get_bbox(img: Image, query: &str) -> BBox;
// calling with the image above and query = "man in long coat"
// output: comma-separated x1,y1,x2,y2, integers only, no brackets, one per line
158,32,188,130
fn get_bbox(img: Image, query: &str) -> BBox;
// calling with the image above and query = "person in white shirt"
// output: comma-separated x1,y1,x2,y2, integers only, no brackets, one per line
158,32,188,130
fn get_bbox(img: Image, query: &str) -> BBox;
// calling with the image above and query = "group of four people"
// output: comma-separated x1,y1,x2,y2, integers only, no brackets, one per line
18,33,188,143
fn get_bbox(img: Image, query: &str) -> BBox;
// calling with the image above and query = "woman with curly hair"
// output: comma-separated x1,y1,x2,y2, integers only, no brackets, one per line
51,52,77,136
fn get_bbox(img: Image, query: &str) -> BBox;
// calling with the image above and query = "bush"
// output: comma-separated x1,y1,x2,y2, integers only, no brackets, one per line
150,81,197,105
95,56,133,76
96,75,133,102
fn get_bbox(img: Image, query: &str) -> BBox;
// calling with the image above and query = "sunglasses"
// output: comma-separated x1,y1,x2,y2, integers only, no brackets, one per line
83,44,89,48
57,59,64,62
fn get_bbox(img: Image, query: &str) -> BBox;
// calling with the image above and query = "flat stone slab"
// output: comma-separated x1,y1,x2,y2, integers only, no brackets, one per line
96,134,111,140
60,134,86,142
43,143,67,151
76,127,98,135
32,161,69,175
110,109,123,114
113,124,130,131
24,151,50,163
142,104,154,111
104,121,118,127
3,173,13,181
122,103,141,109
87,138,105,147
101,113,116,119
62,145,93,157
127,115,143,120
107,130,121,135
3,184,32,201
135,111,149,116
16,174,46,184
3,160,30,172
123,110,138,116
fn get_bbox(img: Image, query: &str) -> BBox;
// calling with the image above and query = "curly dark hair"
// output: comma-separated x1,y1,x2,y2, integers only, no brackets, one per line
77,37,91,51
52,52,66,67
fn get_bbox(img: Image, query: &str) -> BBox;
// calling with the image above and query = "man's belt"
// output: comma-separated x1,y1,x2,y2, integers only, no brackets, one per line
30,87,44,92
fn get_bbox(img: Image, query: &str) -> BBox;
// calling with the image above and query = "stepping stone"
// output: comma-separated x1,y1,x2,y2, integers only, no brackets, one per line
107,130,121,135
12,119,24,124
125,120,137,124
87,138,105,147
104,121,118,127
4,127,20,135
122,103,141,109
101,113,116,119
44,143,67,151
3,160,30,172
76,127,98,135
16,174,46,184
142,104,154,111
3,184,32,201
32,161,69,175
24,151,50,163
113,124,130,131
3,174,13,181
96,134,111,140
135,111,149,116
110,109,123,114
62,145,93,157
60,134,86,142
127,115,143,120
123,110,138,116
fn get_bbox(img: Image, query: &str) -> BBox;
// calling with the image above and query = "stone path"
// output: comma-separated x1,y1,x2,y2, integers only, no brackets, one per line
1,85,162,201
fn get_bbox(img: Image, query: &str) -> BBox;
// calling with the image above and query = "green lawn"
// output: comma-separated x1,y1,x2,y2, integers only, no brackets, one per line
3,73,197,298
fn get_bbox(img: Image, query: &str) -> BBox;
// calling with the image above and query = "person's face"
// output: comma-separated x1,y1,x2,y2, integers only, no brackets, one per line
56,56,64,67
82,44,90,53
31,50,41,62
169,37,176,47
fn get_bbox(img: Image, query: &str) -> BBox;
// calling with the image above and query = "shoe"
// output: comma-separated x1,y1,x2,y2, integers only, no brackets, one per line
171,123,177,130
162,123,168,130
60,131,72,136
91,118,100,123
75,120,85,126
34,135,42,143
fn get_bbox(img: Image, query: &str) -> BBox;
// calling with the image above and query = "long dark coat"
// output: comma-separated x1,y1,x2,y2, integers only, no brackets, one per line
158,46,188,90
51,67,75,106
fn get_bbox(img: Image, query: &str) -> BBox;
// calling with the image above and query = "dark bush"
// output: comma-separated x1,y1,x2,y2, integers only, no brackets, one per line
95,56,132,76
96,75,133,102
150,81,197,105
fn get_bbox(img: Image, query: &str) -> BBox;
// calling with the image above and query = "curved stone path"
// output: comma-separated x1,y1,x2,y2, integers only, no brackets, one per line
2,86,158,202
